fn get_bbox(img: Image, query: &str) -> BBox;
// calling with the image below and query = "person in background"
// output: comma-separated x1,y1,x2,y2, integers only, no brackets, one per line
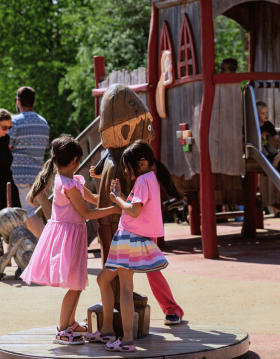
0,109,21,210
219,58,238,74
9,87,50,238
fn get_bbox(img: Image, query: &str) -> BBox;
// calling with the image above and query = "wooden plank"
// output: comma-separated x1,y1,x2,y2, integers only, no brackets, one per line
192,80,202,173
108,70,119,86
231,83,245,175
209,85,220,173
218,84,228,173
225,85,234,175
130,69,138,85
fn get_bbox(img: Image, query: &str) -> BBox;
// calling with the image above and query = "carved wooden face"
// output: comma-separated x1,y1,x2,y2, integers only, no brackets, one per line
101,114,155,149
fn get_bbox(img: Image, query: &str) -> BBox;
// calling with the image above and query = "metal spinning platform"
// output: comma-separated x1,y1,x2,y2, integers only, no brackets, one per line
0,320,249,359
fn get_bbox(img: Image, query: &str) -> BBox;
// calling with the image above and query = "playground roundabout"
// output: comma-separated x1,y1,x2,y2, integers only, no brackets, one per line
0,320,249,359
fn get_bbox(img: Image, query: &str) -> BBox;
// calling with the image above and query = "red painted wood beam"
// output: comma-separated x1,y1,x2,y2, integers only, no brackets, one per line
199,0,219,259
93,56,105,118
166,74,203,89
148,4,161,161
213,72,280,84
92,83,151,97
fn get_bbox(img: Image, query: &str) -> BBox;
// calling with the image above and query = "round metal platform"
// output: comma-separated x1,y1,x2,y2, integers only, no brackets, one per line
0,320,249,359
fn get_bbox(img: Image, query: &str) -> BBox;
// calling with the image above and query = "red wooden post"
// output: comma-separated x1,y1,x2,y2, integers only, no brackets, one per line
242,172,258,238
93,56,106,118
199,0,219,258
148,4,161,161
6,182,12,208
188,192,201,235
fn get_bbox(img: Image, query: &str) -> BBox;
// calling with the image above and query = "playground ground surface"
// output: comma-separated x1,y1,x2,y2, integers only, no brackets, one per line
0,215,280,359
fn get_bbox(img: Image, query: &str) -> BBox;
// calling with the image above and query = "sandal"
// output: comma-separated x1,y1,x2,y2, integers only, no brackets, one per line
106,337,136,352
84,330,116,343
53,327,85,345
68,320,88,335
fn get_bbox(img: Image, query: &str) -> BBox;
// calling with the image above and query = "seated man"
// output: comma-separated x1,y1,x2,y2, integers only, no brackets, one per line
219,58,238,74
257,100,280,170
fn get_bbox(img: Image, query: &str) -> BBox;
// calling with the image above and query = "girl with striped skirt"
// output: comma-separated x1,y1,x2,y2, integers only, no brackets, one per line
87,140,184,352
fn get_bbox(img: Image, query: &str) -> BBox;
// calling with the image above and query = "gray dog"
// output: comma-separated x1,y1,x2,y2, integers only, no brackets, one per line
0,207,38,280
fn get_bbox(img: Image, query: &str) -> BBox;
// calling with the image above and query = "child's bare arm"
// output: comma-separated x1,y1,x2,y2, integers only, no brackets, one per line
110,192,142,218
65,187,121,220
83,186,99,205
274,134,280,144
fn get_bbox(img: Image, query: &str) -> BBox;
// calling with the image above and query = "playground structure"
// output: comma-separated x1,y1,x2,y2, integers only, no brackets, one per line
32,0,280,260
83,0,279,261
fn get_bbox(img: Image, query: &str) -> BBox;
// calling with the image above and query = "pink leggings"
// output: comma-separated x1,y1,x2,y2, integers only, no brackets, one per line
146,237,184,319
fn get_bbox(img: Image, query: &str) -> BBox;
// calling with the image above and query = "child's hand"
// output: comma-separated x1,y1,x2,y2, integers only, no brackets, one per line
114,204,122,214
89,166,102,179
110,179,121,193
110,191,120,203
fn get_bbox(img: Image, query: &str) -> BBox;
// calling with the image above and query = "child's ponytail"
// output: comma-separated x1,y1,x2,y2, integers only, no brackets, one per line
28,158,55,205
27,134,83,205
154,158,185,200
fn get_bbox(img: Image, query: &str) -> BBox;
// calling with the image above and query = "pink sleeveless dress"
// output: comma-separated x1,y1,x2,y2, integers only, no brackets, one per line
21,175,89,291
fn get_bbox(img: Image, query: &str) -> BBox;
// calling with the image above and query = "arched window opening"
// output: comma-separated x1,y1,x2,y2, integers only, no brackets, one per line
214,15,249,74
158,21,177,81
178,13,198,78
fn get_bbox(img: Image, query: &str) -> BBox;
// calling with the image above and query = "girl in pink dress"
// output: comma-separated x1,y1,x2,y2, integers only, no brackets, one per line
85,139,184,352
21,135,121,346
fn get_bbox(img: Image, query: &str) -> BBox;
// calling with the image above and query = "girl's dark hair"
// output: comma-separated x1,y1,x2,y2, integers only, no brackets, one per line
121,139,184,200
28,134,83,205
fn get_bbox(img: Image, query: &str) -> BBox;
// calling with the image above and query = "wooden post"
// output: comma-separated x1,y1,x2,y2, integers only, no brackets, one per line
93,56,106,118
6,182,12,208
255,193,264,229
188,192,201,235
148,4,161,161
199,0,219,259
242,172,258,238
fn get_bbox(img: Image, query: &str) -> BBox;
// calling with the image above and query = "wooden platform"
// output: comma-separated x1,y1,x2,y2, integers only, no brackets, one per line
0,320,249,359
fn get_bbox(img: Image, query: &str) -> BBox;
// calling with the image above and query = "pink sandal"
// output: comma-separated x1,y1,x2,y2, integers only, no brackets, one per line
68,321,88,335
106,337,136,352
53,327,85,345
84,330,116,343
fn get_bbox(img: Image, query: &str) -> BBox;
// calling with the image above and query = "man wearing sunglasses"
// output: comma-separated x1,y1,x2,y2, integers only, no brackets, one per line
9,87,50,238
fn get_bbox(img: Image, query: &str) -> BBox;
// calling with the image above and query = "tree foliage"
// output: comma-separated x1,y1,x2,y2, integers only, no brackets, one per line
0,3,249,142
214,15,249,73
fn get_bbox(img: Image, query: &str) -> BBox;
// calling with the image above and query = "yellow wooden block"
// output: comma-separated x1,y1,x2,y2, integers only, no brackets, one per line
182,130,192,139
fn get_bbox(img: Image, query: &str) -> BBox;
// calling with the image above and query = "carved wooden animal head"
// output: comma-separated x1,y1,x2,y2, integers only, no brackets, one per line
99,84,155,148
0,208,27,243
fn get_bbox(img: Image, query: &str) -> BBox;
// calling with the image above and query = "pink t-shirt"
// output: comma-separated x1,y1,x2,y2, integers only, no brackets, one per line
118,171,164,238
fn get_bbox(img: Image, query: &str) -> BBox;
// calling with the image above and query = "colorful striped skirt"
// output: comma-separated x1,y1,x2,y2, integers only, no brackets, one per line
105,229,168,273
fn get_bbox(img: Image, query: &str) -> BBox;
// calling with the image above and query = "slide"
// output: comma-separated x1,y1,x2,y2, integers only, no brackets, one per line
243,82,280,191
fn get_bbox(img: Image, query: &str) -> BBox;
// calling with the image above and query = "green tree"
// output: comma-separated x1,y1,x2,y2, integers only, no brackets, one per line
59,0,152,130
0,0,79,139
214,15,249,73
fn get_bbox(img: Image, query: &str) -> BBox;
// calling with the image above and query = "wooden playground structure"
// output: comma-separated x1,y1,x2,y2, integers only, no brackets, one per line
72,0,280,261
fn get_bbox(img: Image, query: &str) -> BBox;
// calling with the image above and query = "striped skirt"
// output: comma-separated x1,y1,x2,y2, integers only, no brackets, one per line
105,229,168,273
